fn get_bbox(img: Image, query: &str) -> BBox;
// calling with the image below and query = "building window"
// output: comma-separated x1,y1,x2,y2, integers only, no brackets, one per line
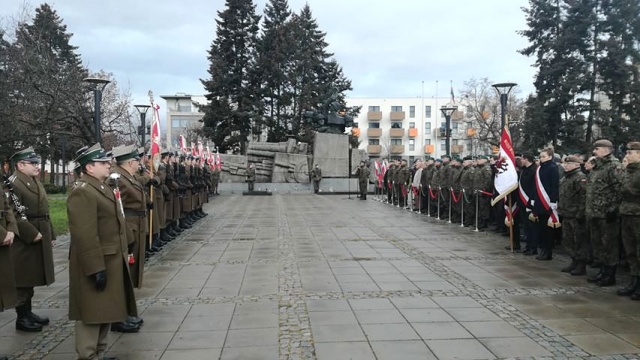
425,106,432,118
391,122,402,128
369,139,380,145
368,106,380,112
424,139,431,145
409,122,415,128
369,122,380,128
424,122,431,132
409,106,415,118
452,122,459,130
409,139,415,151
409,156,415,164
441,139,447,151
391,139,402,145
171,116,193,129
391,106,403,112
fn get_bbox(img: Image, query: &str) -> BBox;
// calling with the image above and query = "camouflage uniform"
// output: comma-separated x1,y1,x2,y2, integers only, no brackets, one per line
472,162,493,228
558,166,589,268
619,161,640,276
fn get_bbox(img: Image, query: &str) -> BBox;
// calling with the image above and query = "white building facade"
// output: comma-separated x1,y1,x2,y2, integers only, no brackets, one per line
345,97,475,162
160,93,208,148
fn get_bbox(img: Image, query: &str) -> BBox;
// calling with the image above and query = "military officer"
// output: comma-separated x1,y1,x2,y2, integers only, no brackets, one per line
586,139,623,287
460,156,476,226
617,142,640,299
8,147,55,332
355,161,371,199
246,163,256,192
473,156,493,229
0,179,18,360
430,159,443,216
384,160,396,204
397,159,411,207
310,164,322,193
68,143,137,360
211,167,220,195
558,155,588,273
449,157,463,223
164,152,182,237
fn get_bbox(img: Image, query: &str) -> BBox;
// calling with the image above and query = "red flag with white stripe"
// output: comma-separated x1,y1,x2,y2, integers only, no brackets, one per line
491,124,518,206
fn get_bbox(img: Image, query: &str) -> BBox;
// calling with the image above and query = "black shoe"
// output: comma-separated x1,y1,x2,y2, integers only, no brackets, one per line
160,231,172,242
631,288,640,301
523,249,537,256
166,228,179,238
16,317,42,332
102,357,119,360
127,316,144,326
617,276,638,296
111,321,140,333
561,259,578,273
179,220,192,230
587,267,605,283
536,250,552,261
570,262,587,276
504,245,521,251
598,266,617,287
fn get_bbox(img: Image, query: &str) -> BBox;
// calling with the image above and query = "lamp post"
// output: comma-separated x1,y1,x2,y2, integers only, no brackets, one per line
440,106,458,157
83,77,111,143
491,82,517,129
134,104,151,147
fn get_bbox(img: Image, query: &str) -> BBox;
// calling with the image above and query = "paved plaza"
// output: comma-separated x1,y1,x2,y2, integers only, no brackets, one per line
2,194,640,359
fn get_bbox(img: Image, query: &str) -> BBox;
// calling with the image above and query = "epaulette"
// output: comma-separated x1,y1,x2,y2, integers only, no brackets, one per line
8,175,16,183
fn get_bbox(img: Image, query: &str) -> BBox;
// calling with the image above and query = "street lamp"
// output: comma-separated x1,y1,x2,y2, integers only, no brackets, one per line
491,82,517,129
83,77,111,143
440,106,458,157
134,104,151,147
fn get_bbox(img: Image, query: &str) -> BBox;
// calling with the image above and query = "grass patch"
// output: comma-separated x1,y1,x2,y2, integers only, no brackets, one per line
48,194,68,236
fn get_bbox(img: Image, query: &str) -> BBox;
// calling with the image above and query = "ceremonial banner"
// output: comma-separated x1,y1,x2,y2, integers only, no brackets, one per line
491,123,518,206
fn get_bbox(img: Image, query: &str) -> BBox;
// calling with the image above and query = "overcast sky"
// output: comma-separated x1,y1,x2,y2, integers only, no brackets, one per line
3,0,536,107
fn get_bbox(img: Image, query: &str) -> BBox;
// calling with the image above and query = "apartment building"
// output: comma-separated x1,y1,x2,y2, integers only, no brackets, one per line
345,97,473,162
160,93,208,147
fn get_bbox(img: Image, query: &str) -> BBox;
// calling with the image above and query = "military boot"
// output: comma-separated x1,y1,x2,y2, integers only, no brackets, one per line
587,267,605,283
561,258,578,273
179,218,192,229
597,265,617,287
631,286,640,300
27,300,49,326
15,305,42,332
570,261,587,276
617,276,638,296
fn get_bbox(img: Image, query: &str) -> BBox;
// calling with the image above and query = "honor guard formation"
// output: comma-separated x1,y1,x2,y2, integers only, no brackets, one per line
0,143,220,360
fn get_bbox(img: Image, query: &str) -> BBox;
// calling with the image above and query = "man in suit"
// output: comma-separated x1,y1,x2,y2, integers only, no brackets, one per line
8,147,55,332
67,143,137,360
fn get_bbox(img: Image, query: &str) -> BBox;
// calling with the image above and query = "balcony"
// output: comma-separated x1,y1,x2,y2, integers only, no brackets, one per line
408,128,418,137
390,111,405,121
367,145,381,154
367,111,382,121
367,128,382,137
424,144,435,154
452,144,465,154
390,145,405,154
389,128,405,137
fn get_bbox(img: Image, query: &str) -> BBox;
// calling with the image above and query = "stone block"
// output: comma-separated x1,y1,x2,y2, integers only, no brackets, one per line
272,153,311,183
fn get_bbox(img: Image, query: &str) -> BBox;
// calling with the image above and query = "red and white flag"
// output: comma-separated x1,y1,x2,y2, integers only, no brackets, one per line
191,142,197,157
491,122,518,206
179,135,187,154
215,149,221,169
150,102,161,170
197,142,204,160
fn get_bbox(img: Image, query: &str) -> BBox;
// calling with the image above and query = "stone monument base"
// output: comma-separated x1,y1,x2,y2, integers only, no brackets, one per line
242,191,272,196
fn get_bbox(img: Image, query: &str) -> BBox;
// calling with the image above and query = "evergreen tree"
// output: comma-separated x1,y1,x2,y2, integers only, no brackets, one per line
256,0,294,142
200,0,261,154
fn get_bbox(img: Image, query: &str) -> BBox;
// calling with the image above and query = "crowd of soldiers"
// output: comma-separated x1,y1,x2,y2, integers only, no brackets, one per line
373,139,640,301
0,143,221,360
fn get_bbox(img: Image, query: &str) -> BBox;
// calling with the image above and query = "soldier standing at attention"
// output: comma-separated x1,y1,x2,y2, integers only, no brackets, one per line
310,164,322,193
355,161,370,200
246,164,256,192
473,156,493,229
617,142,640,299
8,147,55,332
460,156,475,227
586,139,623,287
530,147,560,261
558,155,588,274
0,179,18,360
384,160,396,204
67,143,137,360
211,167,220,195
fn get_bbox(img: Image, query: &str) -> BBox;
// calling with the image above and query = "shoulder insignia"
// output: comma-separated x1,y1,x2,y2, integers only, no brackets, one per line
8,175,16,183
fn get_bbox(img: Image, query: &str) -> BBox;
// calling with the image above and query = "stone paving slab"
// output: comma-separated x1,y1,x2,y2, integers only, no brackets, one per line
0,194,639,359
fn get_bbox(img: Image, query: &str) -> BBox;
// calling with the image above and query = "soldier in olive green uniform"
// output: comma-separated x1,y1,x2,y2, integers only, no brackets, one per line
354,161,371,199
0,183,17,360
310,164,322,193
430,159,443,216
384,161,397,204
460,156,476,226
586,139,623,287
8,147,55,332
420,158,434,212
558,155,589,275
68,144,137,360
449,157,463,223
617,142,640,299
440,155,452,217
397,160,411,207
211,168,220,195
246,164,256,192
163,152,182,237
473,156,493,229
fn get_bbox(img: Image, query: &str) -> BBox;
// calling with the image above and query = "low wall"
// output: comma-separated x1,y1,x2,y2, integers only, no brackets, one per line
218,179,371,195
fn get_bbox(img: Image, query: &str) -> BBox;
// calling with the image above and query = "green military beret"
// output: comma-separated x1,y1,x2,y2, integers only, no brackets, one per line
112,144,140,162
10,146,41,164
75,143,112,166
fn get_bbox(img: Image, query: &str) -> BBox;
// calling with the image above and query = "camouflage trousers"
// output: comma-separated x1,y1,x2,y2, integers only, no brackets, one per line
561,217,590,261
590,217,620,266
621,215,640,276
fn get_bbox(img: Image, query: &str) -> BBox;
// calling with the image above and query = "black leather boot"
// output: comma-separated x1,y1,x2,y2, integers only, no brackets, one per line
587,267,605,283
160,230,172,243
27,300,49,325
631,285,640,300
110,321,140,333
617,276,638,296
598,265,617,287
127,316,144,326
16,305,42,332
570,261,587,276
561,258,578,273
179,218,192,229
